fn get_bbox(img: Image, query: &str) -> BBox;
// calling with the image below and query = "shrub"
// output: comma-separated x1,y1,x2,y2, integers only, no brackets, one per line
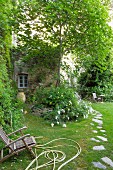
32,86,91,126
0,59,23,131
77,63,113,101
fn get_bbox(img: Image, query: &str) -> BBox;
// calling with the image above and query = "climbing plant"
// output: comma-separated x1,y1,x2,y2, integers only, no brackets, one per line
0,0,23,130
0,0,12,68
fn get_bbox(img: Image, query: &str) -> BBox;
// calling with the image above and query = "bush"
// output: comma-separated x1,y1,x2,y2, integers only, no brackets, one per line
77,64,113,101
32,86,91,126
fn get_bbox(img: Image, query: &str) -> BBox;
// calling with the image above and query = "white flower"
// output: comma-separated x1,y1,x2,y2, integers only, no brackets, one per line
83,115,86,119
89,107,94,113
55,116,58,120
61,109,65,113
62,124,67,128
58,110,60,114
51,123,54,127
69,101,72,105
24,110,27,114
57,121,59,125
85,114,88,118
21,109,23,112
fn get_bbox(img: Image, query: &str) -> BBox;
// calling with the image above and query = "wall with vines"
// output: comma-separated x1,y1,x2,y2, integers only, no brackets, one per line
0,0,23,131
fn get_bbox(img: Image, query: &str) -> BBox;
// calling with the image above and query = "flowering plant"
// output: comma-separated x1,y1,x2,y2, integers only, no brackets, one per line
33,86,92,126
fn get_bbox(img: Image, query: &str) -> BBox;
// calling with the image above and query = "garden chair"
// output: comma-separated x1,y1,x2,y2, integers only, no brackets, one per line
0,126,36,163
92,93,101,102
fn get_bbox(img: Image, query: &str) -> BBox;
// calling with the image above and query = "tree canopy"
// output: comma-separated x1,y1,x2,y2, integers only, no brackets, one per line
12,0,113,80
13,0,112,56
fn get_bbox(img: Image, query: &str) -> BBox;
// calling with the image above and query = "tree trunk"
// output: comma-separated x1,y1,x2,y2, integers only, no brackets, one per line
56,24,63,87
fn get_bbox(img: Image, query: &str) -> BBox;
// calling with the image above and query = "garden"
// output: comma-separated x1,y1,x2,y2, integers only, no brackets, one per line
1,102,113,169
1,0,113,169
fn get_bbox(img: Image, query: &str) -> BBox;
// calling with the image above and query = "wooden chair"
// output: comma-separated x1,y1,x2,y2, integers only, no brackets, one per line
92,93,101,102
0,126,36,163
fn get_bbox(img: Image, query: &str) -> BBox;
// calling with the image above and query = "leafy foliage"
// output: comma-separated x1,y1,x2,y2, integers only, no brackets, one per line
0,0,12,67
0,0,24,131
32,86,90,126
12,0,113,86
76,54,113,100
0,58,23,131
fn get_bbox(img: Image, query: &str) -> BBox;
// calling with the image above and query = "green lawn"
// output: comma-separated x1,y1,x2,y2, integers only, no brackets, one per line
1,102,113,169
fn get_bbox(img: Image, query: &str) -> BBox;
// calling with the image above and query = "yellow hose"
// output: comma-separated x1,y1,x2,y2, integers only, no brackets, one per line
25,138,81,170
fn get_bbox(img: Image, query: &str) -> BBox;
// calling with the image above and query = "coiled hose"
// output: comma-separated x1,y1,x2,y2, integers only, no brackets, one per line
25,138,81,170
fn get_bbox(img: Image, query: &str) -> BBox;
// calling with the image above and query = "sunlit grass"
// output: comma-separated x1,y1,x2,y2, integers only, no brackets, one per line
1,102,113,169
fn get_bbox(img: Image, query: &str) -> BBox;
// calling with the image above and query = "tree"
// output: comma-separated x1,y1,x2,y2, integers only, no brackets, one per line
13,0,113,86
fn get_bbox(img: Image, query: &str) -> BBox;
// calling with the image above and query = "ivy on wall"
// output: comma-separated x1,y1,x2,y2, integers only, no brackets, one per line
0,0,23,130
0,0,12,67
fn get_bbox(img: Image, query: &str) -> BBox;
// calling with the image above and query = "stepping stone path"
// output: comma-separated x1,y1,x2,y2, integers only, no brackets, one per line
93,145,106,151
97,136,108,142
90,110,113,169
91,138,100,143
92,162,107,169
92,130,98,133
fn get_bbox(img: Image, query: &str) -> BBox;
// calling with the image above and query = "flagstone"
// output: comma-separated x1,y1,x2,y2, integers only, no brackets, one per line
92,118,103,125
94,116,102,119
96,113,103,117
92,130,98,133
93,145,106,150
100,130,106,133
97,126,102,129
92,162,106,169
90,138,100,142
97,136,108,142
101,157,113,167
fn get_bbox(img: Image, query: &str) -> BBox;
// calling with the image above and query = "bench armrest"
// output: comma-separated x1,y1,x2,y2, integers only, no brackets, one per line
5,134,30,148
7,126,27,136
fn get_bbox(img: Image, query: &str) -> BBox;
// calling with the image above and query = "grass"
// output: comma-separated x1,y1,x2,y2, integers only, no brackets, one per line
0,102,113,169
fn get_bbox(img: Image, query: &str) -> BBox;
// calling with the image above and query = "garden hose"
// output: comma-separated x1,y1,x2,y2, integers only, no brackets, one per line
25,138,81,170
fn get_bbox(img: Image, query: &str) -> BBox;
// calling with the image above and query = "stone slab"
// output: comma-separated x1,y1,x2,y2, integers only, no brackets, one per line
97,136,108,142
97,126,102,129
97,113,103,116
90,138,100,142
100,130,106,133
92,130,98,133
94,116,102,119
92,118,103,125
93,145,106,150
101,157,113,167
92,161,106,169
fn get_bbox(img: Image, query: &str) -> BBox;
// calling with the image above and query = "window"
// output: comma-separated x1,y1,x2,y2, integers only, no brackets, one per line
18,74,28,88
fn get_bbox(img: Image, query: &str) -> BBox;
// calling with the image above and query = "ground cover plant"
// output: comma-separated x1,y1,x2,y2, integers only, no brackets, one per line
0,102,113,169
